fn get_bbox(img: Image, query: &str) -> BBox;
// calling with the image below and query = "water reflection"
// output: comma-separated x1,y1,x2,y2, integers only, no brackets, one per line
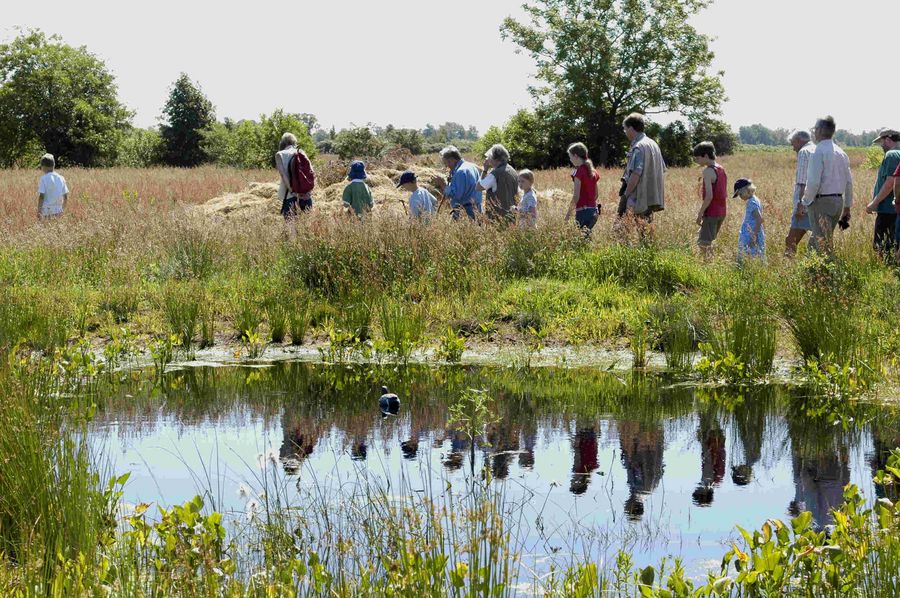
94,363,897,533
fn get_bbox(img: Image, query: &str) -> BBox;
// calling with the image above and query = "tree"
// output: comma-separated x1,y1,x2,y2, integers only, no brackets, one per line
117,127,162,167
385,128,425,155
201,109,316,169
0,30,132,167
333,127,385,160
502,0,726,166
297,113,319,135
475,110,552,170
692,117,736,156
648,120,692,167
159,73,215,166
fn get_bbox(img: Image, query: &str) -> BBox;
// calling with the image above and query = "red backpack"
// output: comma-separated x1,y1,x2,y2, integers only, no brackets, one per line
287,150,316,196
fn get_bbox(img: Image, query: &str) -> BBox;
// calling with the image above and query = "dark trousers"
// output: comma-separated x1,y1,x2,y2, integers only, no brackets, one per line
874,212,897,253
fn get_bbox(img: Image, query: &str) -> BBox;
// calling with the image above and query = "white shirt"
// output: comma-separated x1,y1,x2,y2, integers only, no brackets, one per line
802,139,853,208
793,142,815,206
479,172,497,193
38,171,69,216
408,187,437,220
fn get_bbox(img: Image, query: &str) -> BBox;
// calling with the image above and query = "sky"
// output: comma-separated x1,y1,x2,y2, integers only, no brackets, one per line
3,0,898,134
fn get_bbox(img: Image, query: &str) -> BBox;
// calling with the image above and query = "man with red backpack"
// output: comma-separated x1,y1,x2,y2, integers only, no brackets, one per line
275,133,315,218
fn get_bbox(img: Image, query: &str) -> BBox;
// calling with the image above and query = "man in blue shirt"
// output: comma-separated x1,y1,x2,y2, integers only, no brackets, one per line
440,145,482,220
865,129,900,255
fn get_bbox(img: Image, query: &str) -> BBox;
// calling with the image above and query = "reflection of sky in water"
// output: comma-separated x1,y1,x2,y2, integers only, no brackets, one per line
90,364,893,579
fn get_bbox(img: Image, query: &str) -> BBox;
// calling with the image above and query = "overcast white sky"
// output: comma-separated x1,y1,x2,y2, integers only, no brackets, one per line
3,0,897,134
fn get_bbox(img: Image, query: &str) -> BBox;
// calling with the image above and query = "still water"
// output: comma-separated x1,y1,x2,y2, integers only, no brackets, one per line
90,362,899,577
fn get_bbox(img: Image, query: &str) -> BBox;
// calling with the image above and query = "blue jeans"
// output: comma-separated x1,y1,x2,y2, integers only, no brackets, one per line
452,203,477,221
282,196,313,218
575,207,598,230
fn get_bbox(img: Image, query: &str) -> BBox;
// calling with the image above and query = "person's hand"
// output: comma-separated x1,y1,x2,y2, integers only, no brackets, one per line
695,213,703,226
865,200,878,214
795,204,806,218
483,159,491,171
841,207,852,221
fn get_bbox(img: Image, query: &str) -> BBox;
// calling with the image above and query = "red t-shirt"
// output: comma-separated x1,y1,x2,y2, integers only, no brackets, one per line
572,164,600,209
701,164,728,218
894,163,900,214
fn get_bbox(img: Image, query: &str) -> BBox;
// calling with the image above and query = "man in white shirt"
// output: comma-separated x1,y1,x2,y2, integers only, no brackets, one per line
37,153,69,219
801,116,853,256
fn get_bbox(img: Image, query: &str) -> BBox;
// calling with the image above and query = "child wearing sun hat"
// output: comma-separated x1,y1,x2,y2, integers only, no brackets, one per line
733,178,765,263
342,161,374,218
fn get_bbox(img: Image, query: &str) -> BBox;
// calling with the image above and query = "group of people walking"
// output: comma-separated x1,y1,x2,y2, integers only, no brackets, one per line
274,112,898,261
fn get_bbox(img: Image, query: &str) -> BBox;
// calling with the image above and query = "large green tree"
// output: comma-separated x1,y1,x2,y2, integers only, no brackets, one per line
159,73,215,166
0,30,132,167
502,0,726,166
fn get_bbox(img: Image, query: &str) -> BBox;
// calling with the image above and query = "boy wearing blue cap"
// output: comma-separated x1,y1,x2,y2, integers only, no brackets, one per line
342,161,374,218
397,171,437,222
733,178,765,262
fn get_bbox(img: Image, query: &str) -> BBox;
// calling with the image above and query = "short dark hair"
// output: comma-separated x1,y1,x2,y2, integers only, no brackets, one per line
815,115,836,139
623,113,646,132
39,153,55,169
692,141,716,160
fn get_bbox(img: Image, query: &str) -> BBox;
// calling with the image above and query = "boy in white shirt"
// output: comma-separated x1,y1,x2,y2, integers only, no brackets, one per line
37,153,69,219
396,170,437,221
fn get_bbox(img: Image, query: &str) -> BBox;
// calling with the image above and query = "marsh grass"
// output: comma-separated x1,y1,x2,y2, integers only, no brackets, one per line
288,299,311,346
378,299,426,363
265,299,288,344
160,282,203,354
231,282,265,341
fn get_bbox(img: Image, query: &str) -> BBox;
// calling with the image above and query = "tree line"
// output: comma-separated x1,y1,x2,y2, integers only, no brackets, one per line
738,124,878,148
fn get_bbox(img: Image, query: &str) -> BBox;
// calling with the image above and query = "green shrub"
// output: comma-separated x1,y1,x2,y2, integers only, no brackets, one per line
379,300,426,363
160,282,203,353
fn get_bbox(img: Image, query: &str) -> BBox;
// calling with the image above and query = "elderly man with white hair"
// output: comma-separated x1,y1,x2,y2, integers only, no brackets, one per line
477,144,519,223
785,129,816,257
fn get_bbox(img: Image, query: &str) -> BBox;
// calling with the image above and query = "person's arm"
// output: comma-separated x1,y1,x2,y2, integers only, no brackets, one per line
365,186,373,211
444,169,461,202
276,153,291,191
867,177,895,213
752,209,763,246
37,192,45,218
342,185,352,210
476,172,495,193
697,168,714,224
566,177,581,221
802,151,822,205
842,158,854,216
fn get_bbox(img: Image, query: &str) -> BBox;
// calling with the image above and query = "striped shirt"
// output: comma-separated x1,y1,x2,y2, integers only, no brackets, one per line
793,142,815,206
802,139,854,208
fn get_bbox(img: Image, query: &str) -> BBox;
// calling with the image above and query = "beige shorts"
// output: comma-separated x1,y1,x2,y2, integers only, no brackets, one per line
697,216,724,247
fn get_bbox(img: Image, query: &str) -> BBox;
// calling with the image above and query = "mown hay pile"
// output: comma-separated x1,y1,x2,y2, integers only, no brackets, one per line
195,155,447,220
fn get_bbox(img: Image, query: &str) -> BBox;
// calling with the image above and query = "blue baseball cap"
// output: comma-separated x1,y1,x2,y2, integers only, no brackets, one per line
732,178,752,198
396,170,417,188
348,160,367,181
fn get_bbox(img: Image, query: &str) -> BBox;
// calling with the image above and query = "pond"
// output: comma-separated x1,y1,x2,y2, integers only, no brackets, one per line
90,361,899,580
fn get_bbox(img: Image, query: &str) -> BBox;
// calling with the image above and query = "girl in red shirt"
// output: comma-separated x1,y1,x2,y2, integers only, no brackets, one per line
565,142,601,231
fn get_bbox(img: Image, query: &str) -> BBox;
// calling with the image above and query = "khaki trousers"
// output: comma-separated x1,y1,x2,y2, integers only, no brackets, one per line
807,196,843,255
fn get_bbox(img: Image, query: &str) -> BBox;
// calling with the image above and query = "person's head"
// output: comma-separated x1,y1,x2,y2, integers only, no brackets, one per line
440,145,462,169
39,153,55,173
787,129,812,153
692,141,716,166
484,143,510,168
279,132,298,151
733,178,756,201
518,169,534,192
567,142,593,169
811,116,836,142
347,160,367,181
623,113,646,141
396,170,418,192
872,129,900,152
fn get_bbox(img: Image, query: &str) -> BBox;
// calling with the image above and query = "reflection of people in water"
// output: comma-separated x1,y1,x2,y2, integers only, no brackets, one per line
350,437,368,461
443,430,468,471
487,423,521,480
519,425,537,469
279,412,321,475
570,426,599,494
693,409,726,506
730,391,766,487
618,420,665,520
789,447,850,528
